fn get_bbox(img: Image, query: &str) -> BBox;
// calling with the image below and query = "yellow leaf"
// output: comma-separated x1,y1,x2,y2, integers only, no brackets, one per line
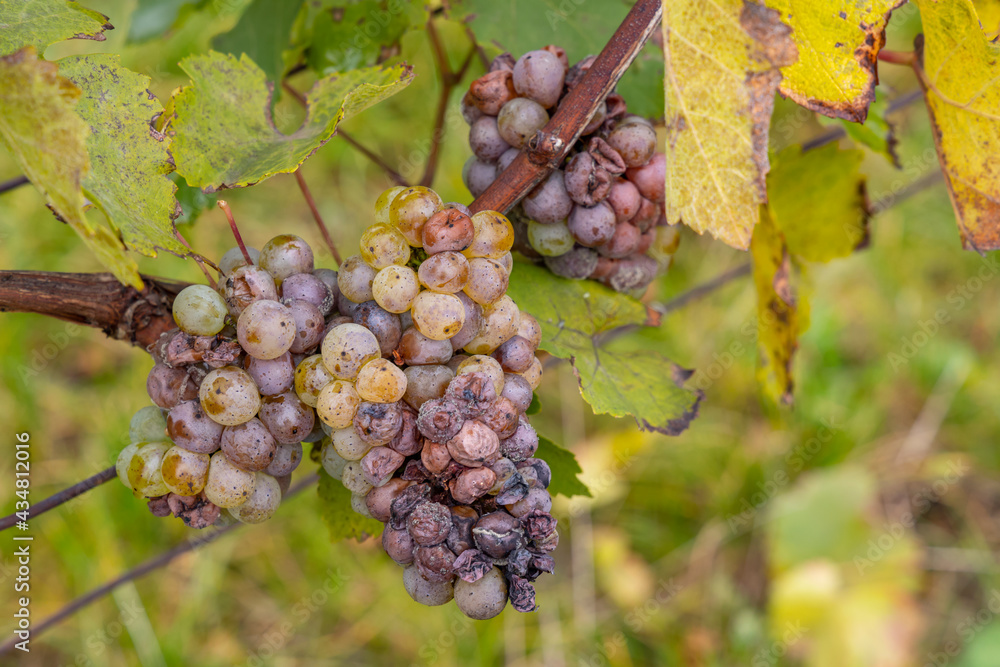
915,0,1000,251
765,0,904,122
663,0,797,250
974,0,1000,35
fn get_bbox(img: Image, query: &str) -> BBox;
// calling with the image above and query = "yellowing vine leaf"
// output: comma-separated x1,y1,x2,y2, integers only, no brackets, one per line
0,48,141,288
663,0,797,250
58,54,188,260
765,0,904,122
170,52,414,191
974,0,1000,34
915,0,1000,252
0,0,112,56
507,263,702,435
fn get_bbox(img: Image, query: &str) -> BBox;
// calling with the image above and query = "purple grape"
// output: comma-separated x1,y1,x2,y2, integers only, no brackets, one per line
469,116,511,162
522,170,573,224
512,50,565,109
567,202,616,247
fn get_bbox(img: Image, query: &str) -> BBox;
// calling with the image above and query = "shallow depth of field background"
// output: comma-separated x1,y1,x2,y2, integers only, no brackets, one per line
2,2,1000,665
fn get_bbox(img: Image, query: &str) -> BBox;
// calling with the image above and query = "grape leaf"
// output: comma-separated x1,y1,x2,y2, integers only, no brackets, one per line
914,0,1000,252
127,0,201,43
58,54,188,260
172,175,217,226
0,0,111,56
306,0,423,76
764,0,904,123
317,468,382,541
213,0,304,83
536,435,590,499
507,262,702,435
170,52,414,191
663,0,798,250
974,0,1000,35
0,48,141,288
615,39,664,120
526,392,541,416
818,93,899,167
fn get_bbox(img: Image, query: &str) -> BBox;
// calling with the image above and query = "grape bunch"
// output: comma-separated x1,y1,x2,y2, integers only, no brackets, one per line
318,185,557,619
461,46,680,293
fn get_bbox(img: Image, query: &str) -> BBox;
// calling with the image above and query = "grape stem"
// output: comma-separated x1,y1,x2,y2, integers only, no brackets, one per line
0,174,29,195
0,466,116,532
469,0,663,214
173,230,218,289
217,200,254,266
294,168,342,265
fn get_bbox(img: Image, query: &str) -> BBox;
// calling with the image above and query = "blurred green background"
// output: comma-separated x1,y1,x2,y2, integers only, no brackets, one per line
2,1,1000,665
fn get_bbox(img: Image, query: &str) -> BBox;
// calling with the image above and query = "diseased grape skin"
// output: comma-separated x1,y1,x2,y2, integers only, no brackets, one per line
231,473,282,524
342,460,374,495
352,301,402,356
512,49,566,109
372,265,420,314
321,323,382,380
220,418,277,472
597,221,641,259
199,366,261,426
463,258,509,306
457,355,505,396
203,451,257,508
607,179,642,224
167,400,224,453
237,299,296,360
223,265,278,318
467,69,516,115
497,98,549,149
294,354,337,407
402,365,454,410
389,186,442,246
403,565,454,606
286,299,325,354
353,401,404,445
469,116,511,162
607,120,657,168
516,313,542,348
360,223,411,269
374,186,407,225
219,246,260,276
411,291,466,341
519,356,543,390
259,235,314,285
421,209,475,255
398,327,453,366
464,211,514,260
258,392,315,445
522,170,573,224
316,380,361,429
492,336,535,373
462,157,498,197
463,295,520,355
567,201,617,248
337,255,377,304
125,442,172,497
449,292,484,352
244,352,295,396
625,152,666,203
281,273,334,315
264,442,303,477
160,446,211,496
173,285,228,336
356,358,408,403
332,427,373,460
544,245,599,280
454,566,507,619
501,373,533,412
418,252,469,294
527,219,574,257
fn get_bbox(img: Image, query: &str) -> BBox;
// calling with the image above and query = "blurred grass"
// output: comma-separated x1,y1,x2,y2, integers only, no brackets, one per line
3,1,1000,666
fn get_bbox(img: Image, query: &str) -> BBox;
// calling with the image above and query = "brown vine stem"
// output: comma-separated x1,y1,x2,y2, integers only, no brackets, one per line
294,168,342,264
469,0,662,214
0,175,29,194
0,473,320,657
217,200,254,266
0,466,116,532
877,49,917,66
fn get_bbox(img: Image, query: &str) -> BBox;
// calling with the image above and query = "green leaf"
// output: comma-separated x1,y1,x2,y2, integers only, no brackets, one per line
526,392,541,416
536,435,590,499
959,621,1000,667
127,0,201,43
818,93,899,166
0,0,111,56
58,54,188,260
170,51,414,191
915,0,1000,252
615,39,664,120
306,0,422,75
0,48,141,288
507,262,702,435
764,0,903,123
213,0,303,83
664,0,798,250
767,143,869,262
172,174,217,226
317,468,383,541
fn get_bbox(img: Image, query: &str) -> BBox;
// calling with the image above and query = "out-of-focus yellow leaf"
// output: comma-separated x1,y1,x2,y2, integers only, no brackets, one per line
663,0,797,250
974,0,1000,34
915,0,1000,251
765,0,904,122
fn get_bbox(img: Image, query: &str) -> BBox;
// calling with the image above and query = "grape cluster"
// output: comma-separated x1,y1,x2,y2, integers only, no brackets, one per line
318,185,557,618
461,46,680,293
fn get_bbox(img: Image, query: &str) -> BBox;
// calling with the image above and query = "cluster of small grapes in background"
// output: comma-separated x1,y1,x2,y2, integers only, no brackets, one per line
117,186,557,618
462,46,679,292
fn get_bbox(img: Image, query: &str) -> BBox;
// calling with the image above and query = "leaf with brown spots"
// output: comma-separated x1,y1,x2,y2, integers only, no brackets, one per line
915,0,1000,252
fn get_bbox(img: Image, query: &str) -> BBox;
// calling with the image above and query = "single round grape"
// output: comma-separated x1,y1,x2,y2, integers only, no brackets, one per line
172,285,228,336
523,170,573,224
512,49,565,108
492,335,535,373
626,152,666,203
403,565,454,606
467,69,517,115
332,427,372,461
608,120,657,168
544,245,599,279
281,272,334,315
321,323,382,380
462,157,498,197
398,326,453,366
219,246,260,276
461,90,483,125
422,209,475,255
285,299,323,354
402,365,454,410
463,211,514,260
258,391,315,444
167,400,224,453
342,460,374,495
222,265,278,318
265,442,303,477
607,179,642,224
463,258,509,305
293,354,335,407
313,268,340,310
316,380,361,429
352,301,402,356
160,445,211,496
597,221,641,259
457,355,505,396
337,255,377,304
125,442,172,497
221,418,277,471
449,291,484,351
354,401,403,445
352,492,374,517
497,97,549,149
237,299,296,360
418,251,469,293
199,366,261,426
501,373,533,412
147,363,200,409
527,219,574,256
469,116,511,162
259,234,314,285
411,291,466,341
116,443,140,489
203,451,257,508
454,566,507,619
360,223,411,270
375,185,407,225
244,352,294,396
495,147,520,177
356,358,408,403
231,472,281,524
320,438,349,478
129,406,166,444
389,186,443,246
568,202,617,248
520,356,543,390
606,254,658,293
516,313,542,348
463,295,520,355
372,265,420,314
